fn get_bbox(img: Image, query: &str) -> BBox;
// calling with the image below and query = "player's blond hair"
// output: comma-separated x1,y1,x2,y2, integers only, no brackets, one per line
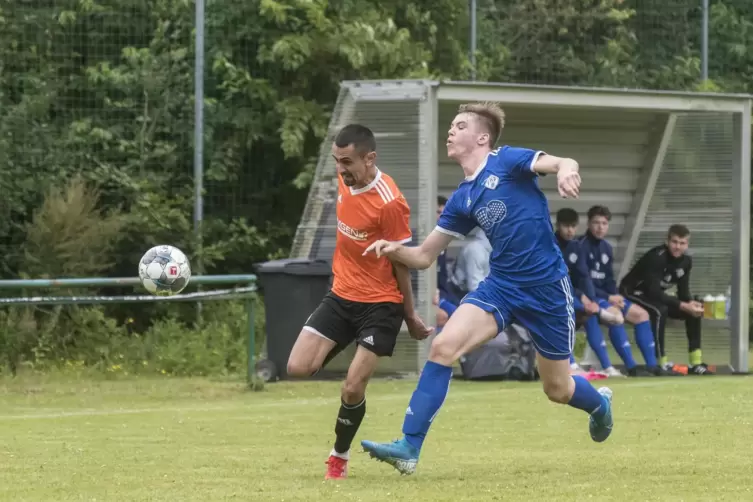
457,102,506,147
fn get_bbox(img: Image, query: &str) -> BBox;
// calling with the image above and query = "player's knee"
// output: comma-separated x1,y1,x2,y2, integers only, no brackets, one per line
542,377,571,404
428,335,461,366
629,305,650,324
341,377,367,404
286,357,317,378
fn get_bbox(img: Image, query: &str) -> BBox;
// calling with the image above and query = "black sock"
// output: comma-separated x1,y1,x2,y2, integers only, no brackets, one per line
334,398,366,454
686,316,702,353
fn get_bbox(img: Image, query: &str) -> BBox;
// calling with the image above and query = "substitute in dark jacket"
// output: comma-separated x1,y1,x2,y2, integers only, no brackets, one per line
571,205,675,376
620,224,711,375
555,208,628,376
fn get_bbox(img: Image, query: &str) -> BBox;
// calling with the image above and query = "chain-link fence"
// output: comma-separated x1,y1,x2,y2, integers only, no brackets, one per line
1,0,750,370
473,0,753,91
3,0,750,265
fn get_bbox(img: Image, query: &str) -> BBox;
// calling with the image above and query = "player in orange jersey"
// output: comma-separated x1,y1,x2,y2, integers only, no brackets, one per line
286,124,433,480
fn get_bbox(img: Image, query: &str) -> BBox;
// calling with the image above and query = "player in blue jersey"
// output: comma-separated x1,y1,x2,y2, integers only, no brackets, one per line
359,102,614,475
554,208,626,375
573,205,681,377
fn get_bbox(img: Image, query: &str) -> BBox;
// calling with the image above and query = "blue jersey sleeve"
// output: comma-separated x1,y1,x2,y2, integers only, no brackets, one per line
436,189,476,239
500,146,545,179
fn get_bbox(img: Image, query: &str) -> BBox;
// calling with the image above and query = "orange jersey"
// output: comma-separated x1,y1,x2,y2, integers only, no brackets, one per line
331,169,412,304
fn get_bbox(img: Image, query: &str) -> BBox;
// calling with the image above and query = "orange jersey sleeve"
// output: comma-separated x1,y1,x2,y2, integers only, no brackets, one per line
379,194,412,244
331,170,412,304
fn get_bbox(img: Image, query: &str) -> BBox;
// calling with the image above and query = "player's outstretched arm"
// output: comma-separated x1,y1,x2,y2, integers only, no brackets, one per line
532,154,581,199
364,230,454,270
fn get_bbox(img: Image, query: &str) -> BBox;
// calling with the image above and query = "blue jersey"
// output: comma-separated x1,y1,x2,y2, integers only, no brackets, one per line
436,146,567,287
573,232,617,301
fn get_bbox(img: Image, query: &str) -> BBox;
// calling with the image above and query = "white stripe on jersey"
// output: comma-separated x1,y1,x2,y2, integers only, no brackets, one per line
375,179,395,203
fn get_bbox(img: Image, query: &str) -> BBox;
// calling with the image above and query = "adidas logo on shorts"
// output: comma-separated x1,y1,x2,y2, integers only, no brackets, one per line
362,335,374,345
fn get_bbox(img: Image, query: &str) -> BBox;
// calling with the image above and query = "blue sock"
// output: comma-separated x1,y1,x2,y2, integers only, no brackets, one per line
608,325,637,369
584,316,612,369
568,375,607,418
402,361,453,450
634,321,658,367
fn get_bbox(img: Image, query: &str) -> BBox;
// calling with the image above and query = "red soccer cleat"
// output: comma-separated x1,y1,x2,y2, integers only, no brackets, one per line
325,455,348,480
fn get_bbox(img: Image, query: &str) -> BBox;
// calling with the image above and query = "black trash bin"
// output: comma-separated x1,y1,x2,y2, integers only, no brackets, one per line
254,258,332,381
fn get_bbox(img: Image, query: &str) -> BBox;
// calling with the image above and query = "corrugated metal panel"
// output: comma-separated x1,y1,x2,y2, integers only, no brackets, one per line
628,112,734,362
290,87,350,259
440,165,642,191
438,104,659,130
437,105,650,264
436,105,655,288
631,113,733,296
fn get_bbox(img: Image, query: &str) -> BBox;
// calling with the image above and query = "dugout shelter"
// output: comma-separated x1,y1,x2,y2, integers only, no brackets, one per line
290,80,751,375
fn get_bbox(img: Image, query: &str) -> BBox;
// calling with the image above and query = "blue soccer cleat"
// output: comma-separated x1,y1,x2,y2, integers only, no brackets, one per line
589,386,613,442
361,438,420,475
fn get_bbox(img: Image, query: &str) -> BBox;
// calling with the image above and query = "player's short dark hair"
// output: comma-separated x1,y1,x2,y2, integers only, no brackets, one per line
587,205,612,221
668,224,690,239
334,124,376,154
437,195,448,206
556,208,579,226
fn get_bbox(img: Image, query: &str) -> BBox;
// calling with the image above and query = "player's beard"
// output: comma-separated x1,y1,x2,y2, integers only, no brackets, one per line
340,173,356,186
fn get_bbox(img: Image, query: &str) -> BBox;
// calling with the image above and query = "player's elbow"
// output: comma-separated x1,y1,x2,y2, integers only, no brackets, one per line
415,257,432,270
404,251,431,270
413,248,436,270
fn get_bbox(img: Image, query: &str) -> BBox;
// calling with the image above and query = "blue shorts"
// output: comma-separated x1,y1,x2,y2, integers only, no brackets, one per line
597,298,632,316
462,275,575,360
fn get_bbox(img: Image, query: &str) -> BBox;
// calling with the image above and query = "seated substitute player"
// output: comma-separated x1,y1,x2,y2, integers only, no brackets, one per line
573,205,680,376
559,208,651,377
619,224,711,375
555,208,625,328
286,124,432,480
554,208,626,375
359,102,615,476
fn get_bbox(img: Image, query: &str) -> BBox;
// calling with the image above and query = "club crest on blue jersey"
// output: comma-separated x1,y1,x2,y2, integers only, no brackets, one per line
474,200,507,231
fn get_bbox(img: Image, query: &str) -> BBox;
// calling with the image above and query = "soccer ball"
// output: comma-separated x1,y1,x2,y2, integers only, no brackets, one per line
138,245,191,296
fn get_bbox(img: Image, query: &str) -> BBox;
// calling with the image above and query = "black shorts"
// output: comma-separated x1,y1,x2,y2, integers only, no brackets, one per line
303,291,404,358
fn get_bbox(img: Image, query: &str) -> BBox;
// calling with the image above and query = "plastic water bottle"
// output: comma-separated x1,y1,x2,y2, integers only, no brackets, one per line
714,294,726,320
703,294,715,319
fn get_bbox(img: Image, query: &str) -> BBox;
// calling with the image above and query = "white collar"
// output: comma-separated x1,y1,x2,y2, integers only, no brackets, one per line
465,152,492,181
349,168,382,195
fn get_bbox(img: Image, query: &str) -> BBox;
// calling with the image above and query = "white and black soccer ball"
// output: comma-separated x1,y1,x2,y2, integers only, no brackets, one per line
138,245,191,296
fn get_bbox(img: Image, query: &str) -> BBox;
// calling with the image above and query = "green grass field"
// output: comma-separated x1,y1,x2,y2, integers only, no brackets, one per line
0,373,751,501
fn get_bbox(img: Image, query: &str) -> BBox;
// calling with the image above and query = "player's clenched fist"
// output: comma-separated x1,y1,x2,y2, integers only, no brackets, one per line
363,239,399,258
557,167,581,199
405,313,434,341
